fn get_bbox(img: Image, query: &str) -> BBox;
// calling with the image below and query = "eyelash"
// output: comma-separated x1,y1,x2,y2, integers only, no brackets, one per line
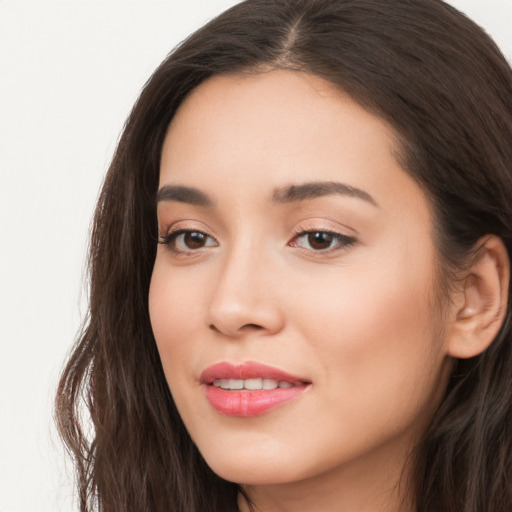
158,228,218,255
158,226,357,256
289,229,357,255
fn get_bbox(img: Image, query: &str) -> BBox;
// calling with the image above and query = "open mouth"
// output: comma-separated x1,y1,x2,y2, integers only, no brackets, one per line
201,362,311,416
200,361,309,386
211,378,301,391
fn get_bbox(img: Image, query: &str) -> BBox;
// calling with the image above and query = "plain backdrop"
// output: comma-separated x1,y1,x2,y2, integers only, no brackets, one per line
0,1,511,511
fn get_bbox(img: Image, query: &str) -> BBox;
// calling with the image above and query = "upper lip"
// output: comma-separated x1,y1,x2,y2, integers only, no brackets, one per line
200,361,309,385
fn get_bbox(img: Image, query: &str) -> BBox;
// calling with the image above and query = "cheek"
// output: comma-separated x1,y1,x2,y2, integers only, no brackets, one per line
148,262,204,374
298,251,436,346
295,246,446,427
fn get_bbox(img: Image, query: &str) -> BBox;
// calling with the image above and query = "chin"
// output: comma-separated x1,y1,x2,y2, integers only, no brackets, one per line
199,443,307,486
210,462,300,486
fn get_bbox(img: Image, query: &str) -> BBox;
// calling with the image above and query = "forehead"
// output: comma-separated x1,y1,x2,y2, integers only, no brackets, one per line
163,70,398,165
159,70,427,218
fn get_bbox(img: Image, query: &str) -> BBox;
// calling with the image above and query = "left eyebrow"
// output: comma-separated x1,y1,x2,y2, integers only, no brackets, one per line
156,185,214,208
272,181,379,207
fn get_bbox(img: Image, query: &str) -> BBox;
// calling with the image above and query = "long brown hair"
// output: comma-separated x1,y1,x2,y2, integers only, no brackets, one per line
56,1,512,510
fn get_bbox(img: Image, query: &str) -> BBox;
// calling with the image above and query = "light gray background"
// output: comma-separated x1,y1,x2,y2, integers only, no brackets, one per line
1,1,511,511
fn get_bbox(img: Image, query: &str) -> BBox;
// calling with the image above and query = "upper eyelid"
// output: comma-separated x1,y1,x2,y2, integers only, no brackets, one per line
159,227,218,242
157,220,358,244
292,226,347,235
290,229,357,244
159,220,215,236
291,223,358,240
158,225,352,238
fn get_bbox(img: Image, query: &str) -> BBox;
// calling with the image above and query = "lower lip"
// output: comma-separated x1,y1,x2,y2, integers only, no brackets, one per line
204,385,307,417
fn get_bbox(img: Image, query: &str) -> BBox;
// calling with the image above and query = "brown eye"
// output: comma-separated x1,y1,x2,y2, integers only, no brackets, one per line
183,231,207,249
291,230,356,254
307,232,334,250
158,229,218,253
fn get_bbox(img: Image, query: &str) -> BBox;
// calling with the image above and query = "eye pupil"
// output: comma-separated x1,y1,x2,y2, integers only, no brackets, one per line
185,231,206,249
308,232,333,250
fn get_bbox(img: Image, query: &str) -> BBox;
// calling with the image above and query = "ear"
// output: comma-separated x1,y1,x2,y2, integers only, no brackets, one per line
447,235,509,359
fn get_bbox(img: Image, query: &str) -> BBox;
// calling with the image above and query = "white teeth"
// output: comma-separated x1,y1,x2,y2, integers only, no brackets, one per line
230,379,244,390
263,378,279,390
212,378,295,390
244,378,262,390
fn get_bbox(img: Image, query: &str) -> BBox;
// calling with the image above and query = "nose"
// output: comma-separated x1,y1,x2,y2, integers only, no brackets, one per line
207,245,285,338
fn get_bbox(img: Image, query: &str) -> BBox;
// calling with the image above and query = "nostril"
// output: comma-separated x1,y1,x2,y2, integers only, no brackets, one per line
208,323,264,335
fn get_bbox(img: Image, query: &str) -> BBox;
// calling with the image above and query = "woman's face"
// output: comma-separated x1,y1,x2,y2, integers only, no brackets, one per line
149,70,454,491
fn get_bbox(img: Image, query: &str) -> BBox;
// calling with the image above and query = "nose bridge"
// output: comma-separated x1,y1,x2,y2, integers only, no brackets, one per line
207,236,284,337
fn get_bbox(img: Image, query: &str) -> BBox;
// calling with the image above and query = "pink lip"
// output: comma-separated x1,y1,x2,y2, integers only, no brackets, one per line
200,362,310,417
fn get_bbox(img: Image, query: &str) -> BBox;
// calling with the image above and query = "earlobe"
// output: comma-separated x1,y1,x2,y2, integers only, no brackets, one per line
447,235,510,359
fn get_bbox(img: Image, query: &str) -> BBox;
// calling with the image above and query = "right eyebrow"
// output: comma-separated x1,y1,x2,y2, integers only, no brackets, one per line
272,180,379,207
156,185,214,208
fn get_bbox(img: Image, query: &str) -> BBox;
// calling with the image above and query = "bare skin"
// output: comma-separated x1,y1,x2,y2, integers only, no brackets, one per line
149,70,509,512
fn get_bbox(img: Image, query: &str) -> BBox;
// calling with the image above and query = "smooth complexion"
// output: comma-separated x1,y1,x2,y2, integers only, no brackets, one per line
149,70,497,512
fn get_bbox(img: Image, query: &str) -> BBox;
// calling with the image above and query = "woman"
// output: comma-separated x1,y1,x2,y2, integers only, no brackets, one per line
56,1,512,511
